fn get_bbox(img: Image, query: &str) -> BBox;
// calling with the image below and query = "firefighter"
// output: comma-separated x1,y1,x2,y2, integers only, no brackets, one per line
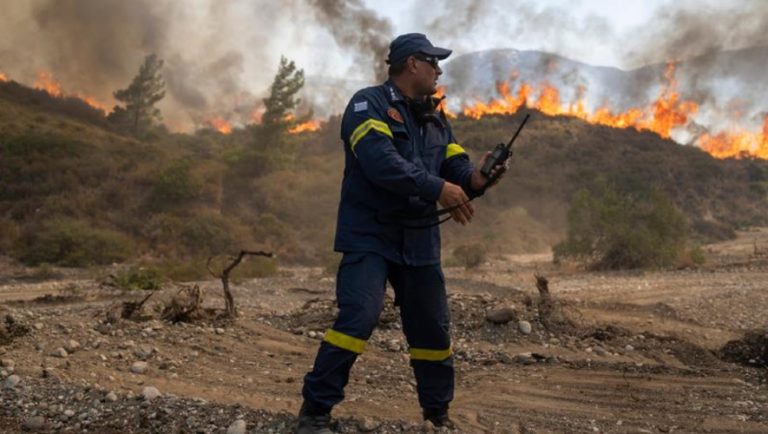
295,33,505,433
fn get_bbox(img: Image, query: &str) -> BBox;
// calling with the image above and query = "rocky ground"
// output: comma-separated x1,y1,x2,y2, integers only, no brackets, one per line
0,229,767,433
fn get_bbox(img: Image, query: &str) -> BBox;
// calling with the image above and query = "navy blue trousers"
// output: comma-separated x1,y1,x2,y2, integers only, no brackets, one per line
302,252,454,412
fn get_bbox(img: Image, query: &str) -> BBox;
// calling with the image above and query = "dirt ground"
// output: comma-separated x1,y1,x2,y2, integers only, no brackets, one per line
0,229,766,433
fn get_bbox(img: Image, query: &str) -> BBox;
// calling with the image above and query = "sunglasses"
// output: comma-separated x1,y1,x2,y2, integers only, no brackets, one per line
413,54,439,69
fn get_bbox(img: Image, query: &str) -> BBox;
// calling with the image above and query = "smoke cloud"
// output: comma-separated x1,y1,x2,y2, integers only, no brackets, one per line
306,0,393,83
0,0,389,131
2,0,768,134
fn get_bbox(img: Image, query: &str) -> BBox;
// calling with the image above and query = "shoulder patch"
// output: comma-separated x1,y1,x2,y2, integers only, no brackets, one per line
353,101,368,112
387,107,403,123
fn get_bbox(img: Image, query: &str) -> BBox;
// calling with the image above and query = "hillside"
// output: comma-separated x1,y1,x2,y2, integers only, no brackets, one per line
1,85,768,272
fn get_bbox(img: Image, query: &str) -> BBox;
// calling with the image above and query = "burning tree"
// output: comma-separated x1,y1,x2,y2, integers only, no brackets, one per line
261,56,305,134
109,53,166,136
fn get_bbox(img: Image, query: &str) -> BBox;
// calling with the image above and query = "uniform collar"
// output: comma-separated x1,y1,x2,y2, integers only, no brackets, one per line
384,79,405,104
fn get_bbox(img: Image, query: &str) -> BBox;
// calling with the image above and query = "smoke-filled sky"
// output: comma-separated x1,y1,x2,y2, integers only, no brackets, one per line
0,0,767,131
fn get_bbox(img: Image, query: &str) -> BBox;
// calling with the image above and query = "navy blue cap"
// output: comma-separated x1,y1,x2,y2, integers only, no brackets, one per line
387,33,452,66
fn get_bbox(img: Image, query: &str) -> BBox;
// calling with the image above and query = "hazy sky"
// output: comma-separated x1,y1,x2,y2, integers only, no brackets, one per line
364,0,720,68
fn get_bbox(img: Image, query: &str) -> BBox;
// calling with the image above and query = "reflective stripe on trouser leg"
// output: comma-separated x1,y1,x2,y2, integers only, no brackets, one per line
302,252,388,410
389,262,454,410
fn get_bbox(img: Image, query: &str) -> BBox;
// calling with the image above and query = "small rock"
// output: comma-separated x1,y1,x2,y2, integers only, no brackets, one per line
3,374,21,389
518,320,532,335
63,409,75,418
593,346,609,357
486,306,517,324
51,348,68,358
422,419,436,433
1,359,14,368
22,415,46,431
64,339,80,353
359,417,381,432
131,361,148,374
105,391,118,402
134,346,153,360
33,323,44,330
226,419,247,434
119,340,136,349
215,328,225,335
624,344,635,351
387,339,401,352
514,352,536,365
142,386,161,400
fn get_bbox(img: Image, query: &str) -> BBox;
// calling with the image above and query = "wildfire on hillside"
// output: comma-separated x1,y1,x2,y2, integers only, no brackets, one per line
462,63,697,140
456,62,768,159
288,119,322,134
698,116,768,159
4,63,767,159
34,71,63,97
31,71,108,112
209,117,233,134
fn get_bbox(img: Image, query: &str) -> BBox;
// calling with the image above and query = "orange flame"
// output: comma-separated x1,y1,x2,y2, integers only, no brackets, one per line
697,116,768,159
76,94,108,112
0,71,7,82
434,86,456,118
250,108,264,124
209,117,232,134
460,63,697,140
644,63,698,138
288,119,322,134
463,81,531,119
32,70,108,112
34,71,63,97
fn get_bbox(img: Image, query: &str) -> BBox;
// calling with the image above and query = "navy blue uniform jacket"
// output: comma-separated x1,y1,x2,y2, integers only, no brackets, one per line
334,80,481,266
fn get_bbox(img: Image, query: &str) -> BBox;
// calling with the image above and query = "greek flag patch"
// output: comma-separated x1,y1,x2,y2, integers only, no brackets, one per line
353,101,368,112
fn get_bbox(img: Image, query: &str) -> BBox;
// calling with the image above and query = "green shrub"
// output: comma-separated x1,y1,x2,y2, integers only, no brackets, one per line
12,219,133,267
678,245,706,268
452,243,486,269
112,265,164,291
155,259,210,282
145,160,201,212
554,179,689,270
180,212,246,256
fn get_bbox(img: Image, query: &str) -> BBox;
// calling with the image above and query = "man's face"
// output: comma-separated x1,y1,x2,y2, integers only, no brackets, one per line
409,54,442,96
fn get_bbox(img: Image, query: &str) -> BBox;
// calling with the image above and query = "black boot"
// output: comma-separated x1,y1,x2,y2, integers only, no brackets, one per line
295,401,333,434
423,406,455,428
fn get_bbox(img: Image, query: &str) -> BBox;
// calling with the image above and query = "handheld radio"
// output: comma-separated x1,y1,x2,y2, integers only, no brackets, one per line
479,113,530,184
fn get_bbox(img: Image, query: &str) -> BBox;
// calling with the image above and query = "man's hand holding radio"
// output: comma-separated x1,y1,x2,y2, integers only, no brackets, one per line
471,151,509,191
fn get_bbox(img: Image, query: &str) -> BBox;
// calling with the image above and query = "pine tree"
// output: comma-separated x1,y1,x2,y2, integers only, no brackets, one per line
261,56,305,131
109,54,166,135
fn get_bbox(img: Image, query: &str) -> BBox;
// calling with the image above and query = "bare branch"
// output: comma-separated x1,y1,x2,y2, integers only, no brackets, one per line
209,250,275,318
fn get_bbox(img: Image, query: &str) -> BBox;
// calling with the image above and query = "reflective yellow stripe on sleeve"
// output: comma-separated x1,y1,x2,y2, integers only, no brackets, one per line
349,119,393,155
445,143,466,159
409,346,453,361
323,329,367,354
